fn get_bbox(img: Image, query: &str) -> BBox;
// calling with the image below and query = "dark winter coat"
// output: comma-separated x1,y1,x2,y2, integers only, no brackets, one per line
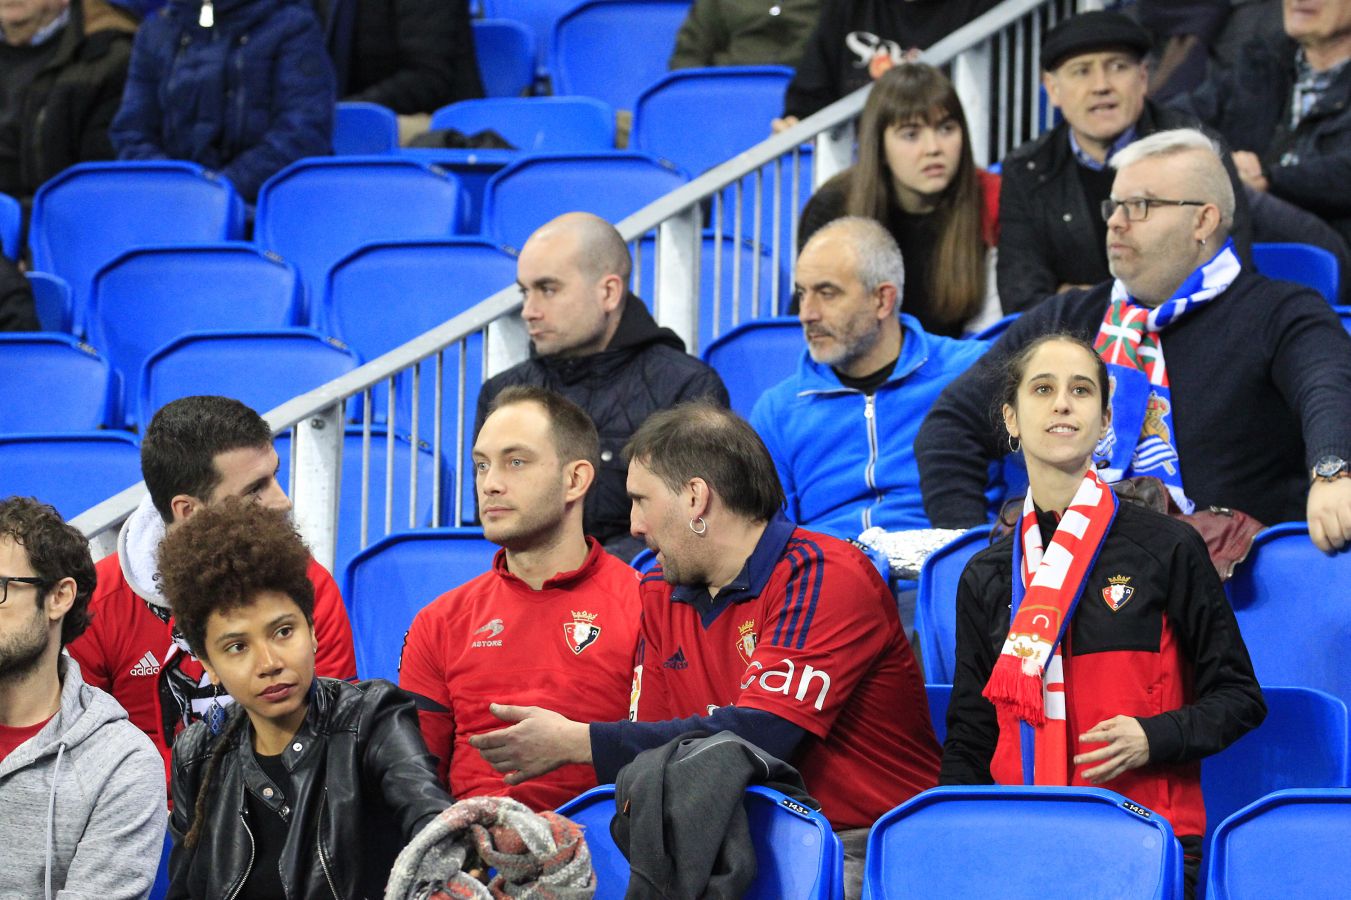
110,0,334,201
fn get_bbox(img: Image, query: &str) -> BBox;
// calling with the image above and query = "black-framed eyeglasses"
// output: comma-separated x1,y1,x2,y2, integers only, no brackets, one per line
0,575,49,605
1101,197,1207,223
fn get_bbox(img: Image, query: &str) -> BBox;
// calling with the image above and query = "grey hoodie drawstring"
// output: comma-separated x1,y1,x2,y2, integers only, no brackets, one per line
45,741,67,900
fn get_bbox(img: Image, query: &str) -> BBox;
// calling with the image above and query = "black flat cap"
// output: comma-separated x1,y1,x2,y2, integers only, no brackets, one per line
1041,10,1152,72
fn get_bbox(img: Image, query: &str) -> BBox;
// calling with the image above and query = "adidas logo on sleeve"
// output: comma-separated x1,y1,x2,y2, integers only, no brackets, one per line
129,651,161,676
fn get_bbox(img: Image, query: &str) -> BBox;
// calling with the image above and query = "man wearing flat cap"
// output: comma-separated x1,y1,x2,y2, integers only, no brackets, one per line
996,10,1257,314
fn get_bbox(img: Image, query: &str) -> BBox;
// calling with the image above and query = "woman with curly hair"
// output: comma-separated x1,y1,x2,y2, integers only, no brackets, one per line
798,62,1002,337
157,500,450,900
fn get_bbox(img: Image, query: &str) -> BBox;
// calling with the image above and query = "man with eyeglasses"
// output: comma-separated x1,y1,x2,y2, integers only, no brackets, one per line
0,496,165,898
918,128,1351,553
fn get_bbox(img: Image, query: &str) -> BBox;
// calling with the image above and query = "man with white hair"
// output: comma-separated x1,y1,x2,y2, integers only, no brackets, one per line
750,216,988,540
917,128,1351,553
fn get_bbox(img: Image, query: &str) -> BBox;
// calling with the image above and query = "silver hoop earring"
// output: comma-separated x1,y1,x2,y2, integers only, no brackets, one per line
1007,434,1021,454
688,516,707,535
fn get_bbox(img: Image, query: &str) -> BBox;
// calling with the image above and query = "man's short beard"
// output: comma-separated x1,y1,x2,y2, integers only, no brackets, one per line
0,607,50,684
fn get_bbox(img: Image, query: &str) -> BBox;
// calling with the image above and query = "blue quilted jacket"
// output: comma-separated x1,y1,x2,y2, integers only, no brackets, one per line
110,0,334,201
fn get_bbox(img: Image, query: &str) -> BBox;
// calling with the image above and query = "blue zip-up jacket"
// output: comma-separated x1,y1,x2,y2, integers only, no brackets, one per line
110,0,334,201
750,313,989,538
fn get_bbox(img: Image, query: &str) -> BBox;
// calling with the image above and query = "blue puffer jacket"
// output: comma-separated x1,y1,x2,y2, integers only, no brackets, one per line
750,314,991,538
110,0,334,201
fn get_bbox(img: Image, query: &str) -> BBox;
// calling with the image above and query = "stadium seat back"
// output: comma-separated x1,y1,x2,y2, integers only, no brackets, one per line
700,317,801,418
481,0,577,79
915,528,991,684
254,158,462,315
551,1,691,112
431,96,615,153
1205,789,1351,899
0,334,114,433
0,432,141,519
1226,523,1351,710
926,683,952,746
636,236,786,351
482,152,687,250
473,19,537,97
1339,305,1351,336
90,244,301,424
27,271,73,333
864,786,1183,900
632,67,794,177
138,329,358,427
556,784,844,899
333,102,399,155
342,528,498,680
28,162,245,332
1201,686,1350,849
1251,242,1340,304
275,428,451,595
0,191,19,259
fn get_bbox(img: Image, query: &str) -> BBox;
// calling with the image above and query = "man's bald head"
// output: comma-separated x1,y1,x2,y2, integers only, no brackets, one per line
526,212,632,285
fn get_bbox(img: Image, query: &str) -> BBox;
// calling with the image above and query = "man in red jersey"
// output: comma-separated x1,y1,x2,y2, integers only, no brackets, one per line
67,395,356,776
401,386,640,810
470,402,940,899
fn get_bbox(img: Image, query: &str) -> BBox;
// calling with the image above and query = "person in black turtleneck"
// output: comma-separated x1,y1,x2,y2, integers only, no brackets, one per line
474,212,730,562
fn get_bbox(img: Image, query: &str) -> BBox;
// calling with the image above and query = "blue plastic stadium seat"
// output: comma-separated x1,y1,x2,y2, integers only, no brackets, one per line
550,1,691,112
716,144,814,268
89,244,301,425
700,317,802,419
557,784,844,899
274,428,452,598
926,683,952,746
0,432,141,519
431,96,615,153
1226,523,1351,711
914,527,990,684
1205,789,1351,899
635,235,786,351
481,0,578,81
864,786,1183,900
0,334,114,433
1251,242,1340,304
632,67,794,177
1201,686,1349,849
147,829,172,900
137,329,359,427
342,528,499,680
0,191,19,259
481,152,687,251
28,162,245,334
253,157,462,319
333,102,399,155
27,271,73,333
472,19,537,97
324,238,513,520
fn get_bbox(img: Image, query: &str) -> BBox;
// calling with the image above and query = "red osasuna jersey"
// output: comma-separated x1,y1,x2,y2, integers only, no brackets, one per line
400,539,640,811
632,520,940,830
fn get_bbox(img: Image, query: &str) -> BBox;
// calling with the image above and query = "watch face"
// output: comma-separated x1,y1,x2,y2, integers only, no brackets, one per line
1315,456,1348,478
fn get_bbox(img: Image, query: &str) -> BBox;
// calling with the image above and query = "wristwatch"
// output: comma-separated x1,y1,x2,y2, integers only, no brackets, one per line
1311,455,1350,483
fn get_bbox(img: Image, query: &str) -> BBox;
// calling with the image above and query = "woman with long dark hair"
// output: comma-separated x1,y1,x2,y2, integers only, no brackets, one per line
798,63,1000,336
939,333,1265,898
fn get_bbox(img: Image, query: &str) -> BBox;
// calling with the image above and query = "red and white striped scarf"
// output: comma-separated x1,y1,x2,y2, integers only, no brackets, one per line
983,468,1118,784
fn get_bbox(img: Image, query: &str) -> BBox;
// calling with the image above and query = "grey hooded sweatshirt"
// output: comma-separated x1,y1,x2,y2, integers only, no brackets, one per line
0,654,167,899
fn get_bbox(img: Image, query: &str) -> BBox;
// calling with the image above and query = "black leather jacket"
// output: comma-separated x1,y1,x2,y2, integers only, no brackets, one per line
168,678,450,900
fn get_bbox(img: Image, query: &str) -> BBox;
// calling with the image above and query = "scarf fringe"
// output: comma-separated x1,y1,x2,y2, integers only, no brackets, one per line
983,654,1046,727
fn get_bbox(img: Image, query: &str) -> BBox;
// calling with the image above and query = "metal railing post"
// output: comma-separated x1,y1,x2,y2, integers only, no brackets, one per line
813,121,854,189
654,206,702,353
954,41,995,168
291,404,343,573
486,310,529,379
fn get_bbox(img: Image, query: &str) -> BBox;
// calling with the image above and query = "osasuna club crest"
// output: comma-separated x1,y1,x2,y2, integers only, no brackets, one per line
1102,575,1135,612
565,609,601,654
735,619,758,666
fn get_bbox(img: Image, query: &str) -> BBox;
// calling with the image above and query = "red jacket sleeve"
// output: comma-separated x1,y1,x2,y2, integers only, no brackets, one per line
398,606,454,790
307,559,357,681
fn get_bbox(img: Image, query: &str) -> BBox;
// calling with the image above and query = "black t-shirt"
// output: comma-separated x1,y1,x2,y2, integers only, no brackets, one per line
239,751,294,900
834,356,898,395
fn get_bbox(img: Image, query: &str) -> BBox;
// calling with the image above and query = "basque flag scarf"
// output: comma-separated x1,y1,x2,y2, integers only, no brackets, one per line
983,468,1118,784
1092,240,1242,514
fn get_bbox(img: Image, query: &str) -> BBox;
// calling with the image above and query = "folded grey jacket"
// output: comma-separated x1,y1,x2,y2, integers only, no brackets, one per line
0,654,166,900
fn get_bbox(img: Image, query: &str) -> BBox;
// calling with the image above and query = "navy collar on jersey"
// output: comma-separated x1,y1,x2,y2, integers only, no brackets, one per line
671,511,797,627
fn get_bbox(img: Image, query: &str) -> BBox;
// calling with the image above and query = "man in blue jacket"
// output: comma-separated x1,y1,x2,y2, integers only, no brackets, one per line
750,216,988,540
